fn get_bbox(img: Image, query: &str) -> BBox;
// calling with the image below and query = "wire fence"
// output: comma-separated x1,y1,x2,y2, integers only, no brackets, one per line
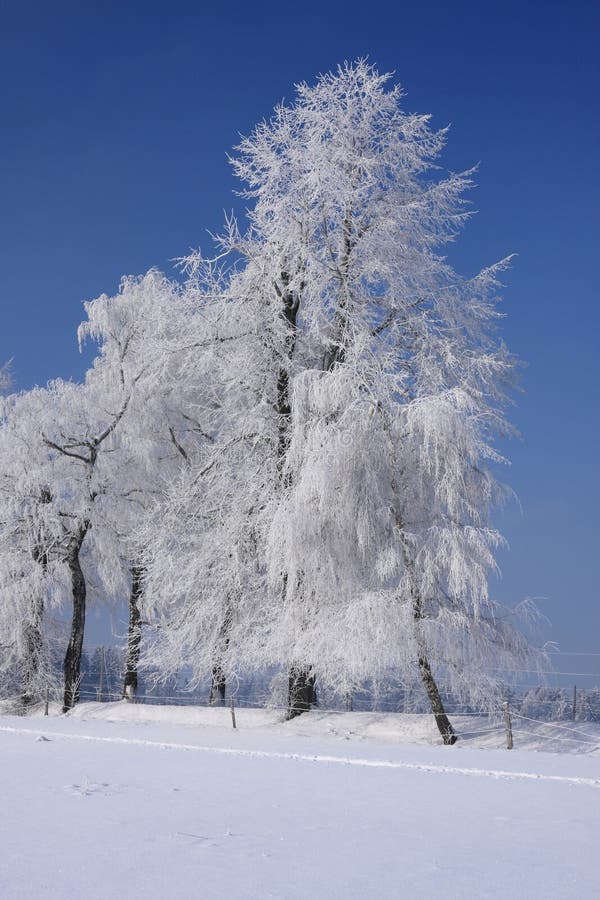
2,688,598,753
46,676,600,722
2,645,600,753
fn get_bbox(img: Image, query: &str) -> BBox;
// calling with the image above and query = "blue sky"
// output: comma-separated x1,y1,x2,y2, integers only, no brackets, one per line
1,0,598,663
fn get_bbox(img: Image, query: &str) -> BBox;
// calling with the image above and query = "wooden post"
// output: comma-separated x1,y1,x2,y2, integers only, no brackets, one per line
345,692,353,712
44,686,49,716
503,701,513,750
97,647,104,703
572,685,577,722
230,696,237,730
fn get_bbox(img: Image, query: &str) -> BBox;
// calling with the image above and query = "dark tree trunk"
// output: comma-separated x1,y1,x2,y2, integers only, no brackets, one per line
417,652,457,744
274,272,316,720
382,397,457,745
123,565,143,701
322,208,352,372
286,666,317,720
63,531,88,713
209,664,227,704
21,487,52,709
21,594,44,709
276,270,300,476
209,607,231,704
413,596,456,745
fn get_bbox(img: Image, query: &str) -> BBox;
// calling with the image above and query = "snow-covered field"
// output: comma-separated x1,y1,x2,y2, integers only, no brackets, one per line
1,703,599,899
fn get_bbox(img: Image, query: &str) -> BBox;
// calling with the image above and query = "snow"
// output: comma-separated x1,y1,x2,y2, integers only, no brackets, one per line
1,704,599,899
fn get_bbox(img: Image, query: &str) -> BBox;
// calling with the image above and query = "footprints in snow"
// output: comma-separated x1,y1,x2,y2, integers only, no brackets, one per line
65,779,123,797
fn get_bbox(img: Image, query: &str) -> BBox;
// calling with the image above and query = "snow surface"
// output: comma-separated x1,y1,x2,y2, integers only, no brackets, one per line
1,703,599,899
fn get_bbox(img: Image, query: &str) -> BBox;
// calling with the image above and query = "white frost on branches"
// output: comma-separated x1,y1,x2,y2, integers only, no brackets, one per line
0,62,544,719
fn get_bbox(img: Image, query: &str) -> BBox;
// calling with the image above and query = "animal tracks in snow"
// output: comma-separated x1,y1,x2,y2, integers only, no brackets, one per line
64,779,123,798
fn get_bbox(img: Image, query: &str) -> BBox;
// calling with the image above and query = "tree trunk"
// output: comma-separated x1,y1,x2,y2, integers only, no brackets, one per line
413,596,456,745
208,607,231,704
274,272,316,719
63,535,87,712
21,488,52,709
209,664,226,704
276,270,300,476
417,652,457,744
122,565,142,701
286,666,317,720
21,594,44,709
379,396,457,745
322,207,352,372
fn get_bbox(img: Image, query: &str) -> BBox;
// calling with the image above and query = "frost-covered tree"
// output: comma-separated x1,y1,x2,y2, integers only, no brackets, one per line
77,269,189,700
0,62,542,743
0,362,11,394
64,268,215,703
2,276,156,711
135,260,273,700
134,61,541,734
0,270,224,708
29,379,133,711
222,60,541,735
0,403,66,706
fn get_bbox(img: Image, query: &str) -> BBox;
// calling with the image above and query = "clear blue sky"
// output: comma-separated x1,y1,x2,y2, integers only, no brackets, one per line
1,0,598,665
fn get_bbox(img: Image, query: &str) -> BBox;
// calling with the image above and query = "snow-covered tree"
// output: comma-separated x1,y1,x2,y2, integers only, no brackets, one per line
0,401,66,706
133,61,542,735
134,260,274,699
222,60,541,735
0,363,11,394
65,268,217,703
1,272,161,710
77,269,187,700
0,62,543,743
0,269,224,708
31,379,133,710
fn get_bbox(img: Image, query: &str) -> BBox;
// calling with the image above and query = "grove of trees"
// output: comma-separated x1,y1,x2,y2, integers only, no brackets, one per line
0,62,542,743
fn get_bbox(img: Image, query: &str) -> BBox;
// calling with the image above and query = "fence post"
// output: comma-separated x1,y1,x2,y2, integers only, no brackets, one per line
230,696,237,730
97,647,105,703
572,684,577,722
44,686,49,716
503,701,513,750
